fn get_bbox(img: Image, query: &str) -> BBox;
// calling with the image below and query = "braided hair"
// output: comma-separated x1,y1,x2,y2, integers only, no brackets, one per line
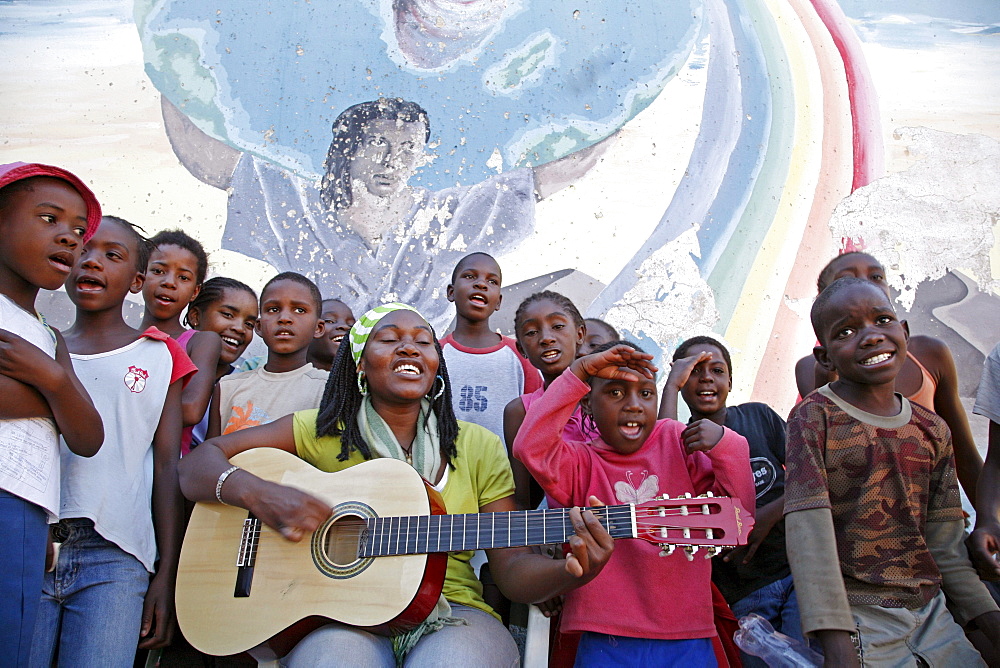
590,339,648,356
513,290,585,344
147,229,209,284
99,215,152,273
314,322,460,465
183,276,257,328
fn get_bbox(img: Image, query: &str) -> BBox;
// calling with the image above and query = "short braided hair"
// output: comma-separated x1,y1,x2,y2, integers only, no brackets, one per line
184,276,257,327
99,215,152,273
513,290,585,346
147,229,208,284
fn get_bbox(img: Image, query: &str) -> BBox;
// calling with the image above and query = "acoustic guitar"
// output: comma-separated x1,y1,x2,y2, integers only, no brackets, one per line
175,448,753,656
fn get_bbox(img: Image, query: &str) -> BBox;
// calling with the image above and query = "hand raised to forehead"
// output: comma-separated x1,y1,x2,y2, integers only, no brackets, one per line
665,350,714,390
571,344,658,382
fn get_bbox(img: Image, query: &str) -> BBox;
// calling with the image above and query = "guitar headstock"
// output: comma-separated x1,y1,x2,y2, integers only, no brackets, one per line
633,493,754,561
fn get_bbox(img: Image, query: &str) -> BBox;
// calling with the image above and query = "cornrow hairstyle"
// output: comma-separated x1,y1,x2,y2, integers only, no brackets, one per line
315,325,460,465
590,339,648,355
673,335,733,375
184,276,257,328
99,215,152,273
319,98,430,211
584,318,619,341
513,290,585,344
816,251,880,293
147,229,209,284
450,251,499,284
261,272,323,312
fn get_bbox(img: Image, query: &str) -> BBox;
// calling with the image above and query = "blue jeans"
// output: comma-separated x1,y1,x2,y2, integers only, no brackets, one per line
0,491,48,668
30,519,149,668
281,604,519,667
575,635,716,667
730,574,807,668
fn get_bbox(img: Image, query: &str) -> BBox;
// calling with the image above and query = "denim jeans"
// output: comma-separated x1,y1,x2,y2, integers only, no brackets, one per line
0,491,48,668
730,574,807,668
281,604,520,667
30,518,150,668
575,635,716,667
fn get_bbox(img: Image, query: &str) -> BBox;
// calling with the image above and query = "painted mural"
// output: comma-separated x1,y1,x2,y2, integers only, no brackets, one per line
2,0,998,425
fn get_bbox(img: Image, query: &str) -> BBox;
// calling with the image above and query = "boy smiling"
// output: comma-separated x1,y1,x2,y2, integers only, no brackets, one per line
785,277,1000,665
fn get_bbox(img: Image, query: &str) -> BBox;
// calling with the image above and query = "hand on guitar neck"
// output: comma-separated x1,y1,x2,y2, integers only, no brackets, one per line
564,495,611,579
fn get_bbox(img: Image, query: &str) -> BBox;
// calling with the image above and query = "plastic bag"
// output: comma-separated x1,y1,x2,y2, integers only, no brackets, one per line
733,613,823,668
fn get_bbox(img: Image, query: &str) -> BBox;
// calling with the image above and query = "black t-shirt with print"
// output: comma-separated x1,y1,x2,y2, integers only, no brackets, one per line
710,402,790,604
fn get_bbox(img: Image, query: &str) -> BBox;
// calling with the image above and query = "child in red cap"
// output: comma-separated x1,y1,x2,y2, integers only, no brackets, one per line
0,162,104,664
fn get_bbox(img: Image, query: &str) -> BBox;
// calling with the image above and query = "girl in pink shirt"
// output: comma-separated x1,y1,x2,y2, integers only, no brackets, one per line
514,342,755,666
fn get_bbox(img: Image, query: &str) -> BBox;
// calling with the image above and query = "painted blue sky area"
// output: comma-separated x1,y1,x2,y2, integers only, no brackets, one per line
139,0,700,187
838,0,1000,46
0,0,131,38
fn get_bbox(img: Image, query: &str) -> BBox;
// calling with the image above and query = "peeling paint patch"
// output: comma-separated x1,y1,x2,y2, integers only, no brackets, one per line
604,228,719,351
828,127,1000,309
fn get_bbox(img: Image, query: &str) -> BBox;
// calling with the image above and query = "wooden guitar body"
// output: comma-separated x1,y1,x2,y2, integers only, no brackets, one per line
175,449,447,656
176,448,753,656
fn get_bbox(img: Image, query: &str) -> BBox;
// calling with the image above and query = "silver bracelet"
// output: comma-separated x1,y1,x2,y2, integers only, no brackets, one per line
215,465,241,505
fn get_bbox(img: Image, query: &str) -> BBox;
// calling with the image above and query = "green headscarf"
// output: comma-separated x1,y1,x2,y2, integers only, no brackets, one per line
348,302,423,367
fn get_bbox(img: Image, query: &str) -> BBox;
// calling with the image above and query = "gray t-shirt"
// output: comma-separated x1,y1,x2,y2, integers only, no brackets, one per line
974,341,1000,424
217,363,329,435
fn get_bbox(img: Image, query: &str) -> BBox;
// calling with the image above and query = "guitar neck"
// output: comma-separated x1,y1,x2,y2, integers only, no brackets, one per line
359,504,636,557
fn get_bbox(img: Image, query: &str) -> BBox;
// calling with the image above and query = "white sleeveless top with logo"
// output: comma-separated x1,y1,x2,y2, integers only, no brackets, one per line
60,331,194,570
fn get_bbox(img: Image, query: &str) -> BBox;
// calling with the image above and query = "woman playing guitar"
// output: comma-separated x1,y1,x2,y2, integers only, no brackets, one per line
178,302,614,665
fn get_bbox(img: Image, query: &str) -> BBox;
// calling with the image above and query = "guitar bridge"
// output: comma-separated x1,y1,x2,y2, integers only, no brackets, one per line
234,512,261,597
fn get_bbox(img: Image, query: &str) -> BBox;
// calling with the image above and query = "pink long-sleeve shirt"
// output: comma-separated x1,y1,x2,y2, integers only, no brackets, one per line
513,369,754,640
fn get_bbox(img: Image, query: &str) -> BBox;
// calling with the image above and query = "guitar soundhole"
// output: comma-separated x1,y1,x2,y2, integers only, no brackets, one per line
322,515,366,566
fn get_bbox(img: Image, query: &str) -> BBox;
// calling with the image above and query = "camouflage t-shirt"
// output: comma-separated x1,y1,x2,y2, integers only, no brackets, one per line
785,385,964,609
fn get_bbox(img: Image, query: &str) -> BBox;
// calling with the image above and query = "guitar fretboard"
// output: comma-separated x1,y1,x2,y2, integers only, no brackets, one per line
358,504,636,557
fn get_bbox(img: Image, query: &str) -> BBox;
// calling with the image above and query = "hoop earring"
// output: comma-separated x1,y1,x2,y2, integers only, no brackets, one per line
357,371,369,397
428,374,445,401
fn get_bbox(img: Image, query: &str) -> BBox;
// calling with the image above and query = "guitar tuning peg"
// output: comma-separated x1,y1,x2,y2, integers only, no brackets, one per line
659,493,671,500
658,544,675,557
683,545,699,561
704,491,714,497
704,546,721,559
682,492,693,499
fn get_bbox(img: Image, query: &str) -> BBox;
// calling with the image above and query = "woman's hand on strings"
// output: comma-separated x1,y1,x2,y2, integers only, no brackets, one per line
251,479,333,542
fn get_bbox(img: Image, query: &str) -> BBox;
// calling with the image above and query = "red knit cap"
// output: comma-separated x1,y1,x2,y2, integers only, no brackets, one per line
0,162,103,242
